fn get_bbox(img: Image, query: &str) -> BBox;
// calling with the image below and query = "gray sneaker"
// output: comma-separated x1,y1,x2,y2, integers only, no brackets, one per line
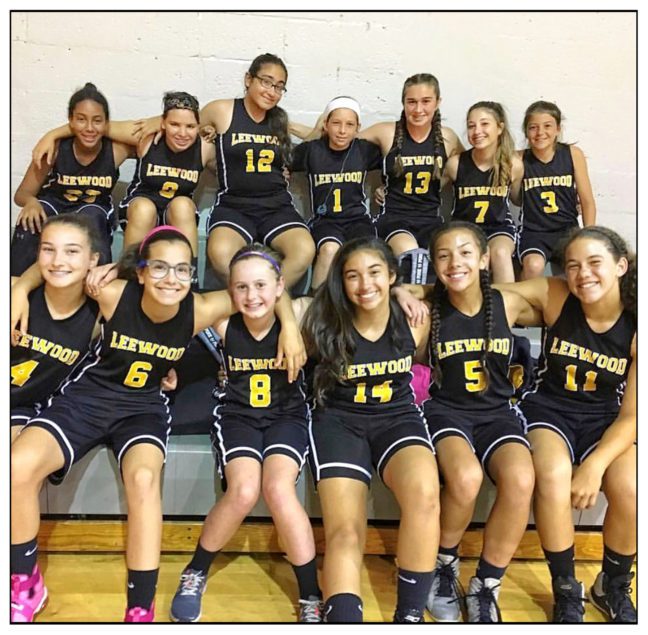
298,596,323,623
169,568,207,623
426,555,462,622
465,576,501,623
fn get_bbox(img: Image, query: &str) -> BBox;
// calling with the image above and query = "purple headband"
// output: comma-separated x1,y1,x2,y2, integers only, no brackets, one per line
138,225,188,255
231,250,282,275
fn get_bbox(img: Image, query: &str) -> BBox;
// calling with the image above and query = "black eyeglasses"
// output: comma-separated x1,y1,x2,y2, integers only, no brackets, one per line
254,75,287,95
141,259,195,282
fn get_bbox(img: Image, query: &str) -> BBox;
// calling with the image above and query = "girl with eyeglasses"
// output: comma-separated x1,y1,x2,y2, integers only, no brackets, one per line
32,91,215,288
10,225,305,623
12,83,136,277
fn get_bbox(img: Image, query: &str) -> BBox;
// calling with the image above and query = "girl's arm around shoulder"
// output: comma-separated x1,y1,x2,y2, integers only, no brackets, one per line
570,336,636,510
201,137,216,168
358,121,396,155
441,152,459,189
274,293,307,383
411,308,432,360
193,290,234,334
93,278,128,322
570,144,596,226
494,276,569,327
32,126,69,169
509,153,525,205
200,99,235,134
500,289,543,328
442,126,464,158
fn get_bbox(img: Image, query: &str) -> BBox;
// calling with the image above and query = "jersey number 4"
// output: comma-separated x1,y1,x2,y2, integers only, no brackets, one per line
354,380,393,404
11,360,39,387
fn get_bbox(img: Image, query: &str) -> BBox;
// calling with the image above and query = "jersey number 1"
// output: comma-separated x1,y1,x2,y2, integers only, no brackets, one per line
245,149,275,173
354,380,393,404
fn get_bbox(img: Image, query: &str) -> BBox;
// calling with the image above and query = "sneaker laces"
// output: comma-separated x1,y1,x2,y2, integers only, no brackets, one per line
298,597,322,622
178,570,206,597
607,574,637,622
465,582,501,622
555,587,586,621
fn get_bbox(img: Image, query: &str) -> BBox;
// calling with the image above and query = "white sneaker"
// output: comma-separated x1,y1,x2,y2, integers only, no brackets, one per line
465,576,501,622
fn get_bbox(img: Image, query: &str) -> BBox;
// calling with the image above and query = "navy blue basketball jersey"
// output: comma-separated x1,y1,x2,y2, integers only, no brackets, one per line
11,286,99,407
292,138,382,221
39,137,119,211
520,143,579,231
214,98,291,206
325,306,416,414
451,151,511,226
79,280,194,396
382,124,447,216
429,289,514,410
120,137,203,212
219,313,307,420
521,294,635,414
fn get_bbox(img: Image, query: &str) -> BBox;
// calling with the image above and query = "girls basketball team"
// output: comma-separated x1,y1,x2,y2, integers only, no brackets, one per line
10,53,635,624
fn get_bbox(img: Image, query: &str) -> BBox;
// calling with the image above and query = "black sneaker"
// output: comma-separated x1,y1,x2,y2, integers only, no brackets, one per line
393,607,425,623
590,571,637,623
551,576,585,623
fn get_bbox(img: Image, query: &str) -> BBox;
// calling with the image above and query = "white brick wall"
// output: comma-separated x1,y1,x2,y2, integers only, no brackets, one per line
11,10,636,245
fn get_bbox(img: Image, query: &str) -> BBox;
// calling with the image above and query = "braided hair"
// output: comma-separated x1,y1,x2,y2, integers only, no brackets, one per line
427,221,493,394
391,73,444,180
247,53,293,168
561,226,637,318
467,101,515,188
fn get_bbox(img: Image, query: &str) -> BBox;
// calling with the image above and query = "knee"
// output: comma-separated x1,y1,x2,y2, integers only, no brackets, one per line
523,257,546,278
262,478,295,512
491,246,512,264
226,480,260,516
167,198,197,224
11,448,43,490
445,465,483,503
400,478,440,518
326,521,364,554
291,239,316,267
318,242,340,263
604,472,636,517
128,200,157,225
498,466,535,503
533,456,571,500
124,464,161,501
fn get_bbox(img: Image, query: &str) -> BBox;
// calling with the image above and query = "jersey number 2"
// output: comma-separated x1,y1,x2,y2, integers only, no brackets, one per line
245,149,275,173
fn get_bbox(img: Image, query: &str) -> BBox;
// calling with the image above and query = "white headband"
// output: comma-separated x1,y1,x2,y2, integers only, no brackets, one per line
324,96,361,122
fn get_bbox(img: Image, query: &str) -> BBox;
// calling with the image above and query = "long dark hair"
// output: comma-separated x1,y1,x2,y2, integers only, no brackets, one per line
302,237,409,405
391,73,444,179
118,227,193,281
561,226,637,318
40,213,103,257
427,221,494,393
68,82,109,119
247,53,292,167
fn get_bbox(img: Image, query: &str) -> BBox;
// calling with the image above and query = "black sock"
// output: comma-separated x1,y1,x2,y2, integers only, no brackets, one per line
187,541,218,575
291,557,321,600
191,256,200,291
10,538,38,575
476,556,507,581
602,545,635,580
127,569,158,610
438,544,460,559
544,545,576,580
324,593,363,623
396,568,434,613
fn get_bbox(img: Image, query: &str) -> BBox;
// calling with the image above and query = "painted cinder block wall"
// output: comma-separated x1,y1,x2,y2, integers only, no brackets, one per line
10,11,636,245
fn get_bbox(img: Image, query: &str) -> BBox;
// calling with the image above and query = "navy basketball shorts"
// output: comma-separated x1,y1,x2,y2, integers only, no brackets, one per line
519,398,618,465
23,378,171,485
211,405,310,477
118,195,200,229
480,212,517,243
517,226,576,265
310,216,376,251
208,199,308,245
376,211,443,249
11,404,40,429
423,399,529,481
308,405,434,486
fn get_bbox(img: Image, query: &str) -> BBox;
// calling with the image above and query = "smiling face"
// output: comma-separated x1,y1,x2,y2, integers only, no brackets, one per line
69,99,107,151
342,249,396,313
432,228,489,295
466,107,503,151
244,63,287,111
403,83,440,130
525,112,561,153
324,108,359,151
163,108,199,152
136,239,193,307
38,222,99,289
564,237,627,306
229,257,284,320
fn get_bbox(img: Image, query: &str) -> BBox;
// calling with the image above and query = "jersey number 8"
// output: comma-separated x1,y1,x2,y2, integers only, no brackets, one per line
250,373,271,407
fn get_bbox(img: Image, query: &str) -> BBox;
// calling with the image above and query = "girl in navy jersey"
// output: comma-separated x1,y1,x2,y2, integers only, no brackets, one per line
419,222,537,623
359,73,463,279
169,244,321,623
10,215,101,445
302,237,438,623
443,102,523,284
516,101,596,279
506,227,636,623
10,226,304,623
136,53,316,289
12,83,135,275
291,96,383,290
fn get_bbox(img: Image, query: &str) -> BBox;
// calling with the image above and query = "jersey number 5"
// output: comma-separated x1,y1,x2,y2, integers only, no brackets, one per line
464,360,486,392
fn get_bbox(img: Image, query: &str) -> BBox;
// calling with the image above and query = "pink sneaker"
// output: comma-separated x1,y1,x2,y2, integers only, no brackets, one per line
10,564,48,623
125,601,155,622
411,363,431,405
